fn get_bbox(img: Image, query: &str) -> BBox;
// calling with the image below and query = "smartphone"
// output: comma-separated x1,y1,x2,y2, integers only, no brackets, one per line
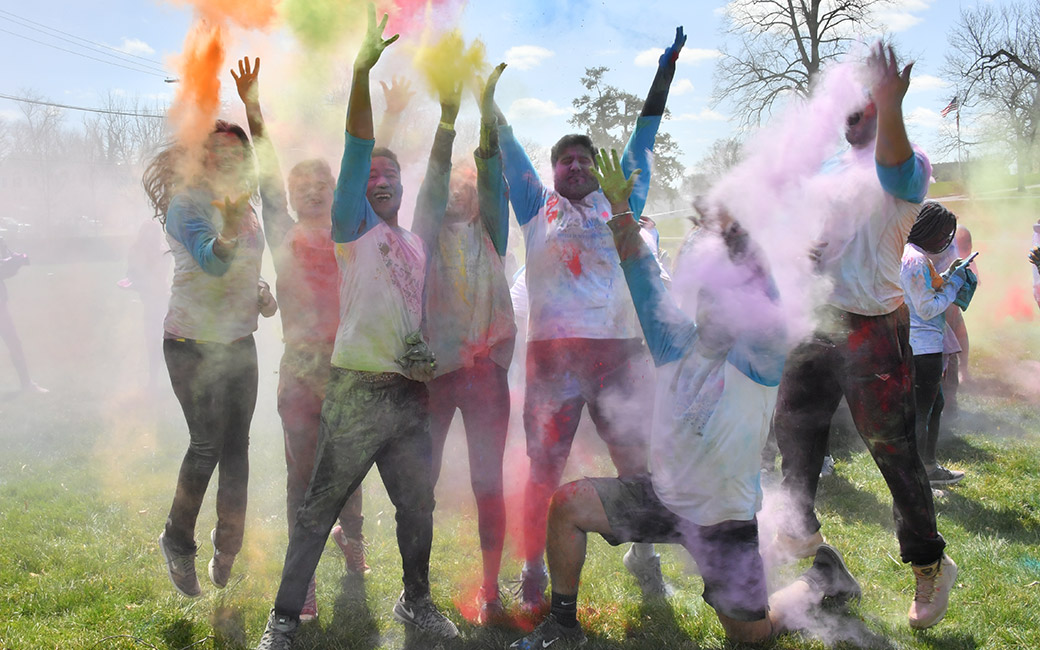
942,251,979,281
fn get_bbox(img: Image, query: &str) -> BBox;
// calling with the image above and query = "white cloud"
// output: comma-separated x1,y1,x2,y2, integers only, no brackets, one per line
907,74,950,93
504,45,554,71
117,38,155,56
872,0,933,33
0,109,22,122
906,106,943,130
634,47,721,67
672,79,694,96
673,108,728,122
507,98,572,121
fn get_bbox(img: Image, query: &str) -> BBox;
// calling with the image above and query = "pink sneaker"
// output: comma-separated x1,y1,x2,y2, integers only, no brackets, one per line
300,576,318,623
331,525,370,575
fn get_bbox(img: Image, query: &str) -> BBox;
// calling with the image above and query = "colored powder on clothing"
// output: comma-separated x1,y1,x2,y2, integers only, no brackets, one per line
412,28,488,100
564,247,582,277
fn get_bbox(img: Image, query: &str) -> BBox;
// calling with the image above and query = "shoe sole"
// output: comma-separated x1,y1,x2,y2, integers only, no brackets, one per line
816,544,861,604
929,475,964,486
909,561,958,629
158,533,201,598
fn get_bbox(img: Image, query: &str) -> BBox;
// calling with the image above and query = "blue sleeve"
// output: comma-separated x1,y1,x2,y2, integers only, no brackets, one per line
165,193,230,276
477,150,510,257
726,331,787,387
876,150,930,203
498,125,546,227
331,132,381,244
621,115,662,218
620,251,697,366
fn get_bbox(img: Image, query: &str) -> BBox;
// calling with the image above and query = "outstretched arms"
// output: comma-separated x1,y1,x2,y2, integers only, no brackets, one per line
477,63,510,256
375,76,415,149
346,5,399,141
230,56,292,252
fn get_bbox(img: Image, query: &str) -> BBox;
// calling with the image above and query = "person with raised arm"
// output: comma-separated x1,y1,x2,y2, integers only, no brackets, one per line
230,56,371,623
770,43,957,630
496,27,685,613
507,151,862,649
144,119,276,599
253,7,457,649
410,63,517,623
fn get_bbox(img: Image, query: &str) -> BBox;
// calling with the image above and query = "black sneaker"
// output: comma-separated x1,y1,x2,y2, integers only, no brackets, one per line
927,465,965,486
391,591,459,639
256,610,299,650
802,543,861,606
158,531,201,597
208,529,236,588
508,613,587,649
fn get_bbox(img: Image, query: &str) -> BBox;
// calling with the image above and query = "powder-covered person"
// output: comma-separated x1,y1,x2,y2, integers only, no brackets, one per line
144,120,277,598
508,154,863,649
229,56,371,623
254,7,457,649
496,27,686,613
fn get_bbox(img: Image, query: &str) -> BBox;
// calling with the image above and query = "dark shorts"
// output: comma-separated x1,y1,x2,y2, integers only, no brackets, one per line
588,475,769,622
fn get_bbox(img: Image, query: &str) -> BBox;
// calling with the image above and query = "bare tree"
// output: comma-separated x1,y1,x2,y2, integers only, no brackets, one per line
697,137,744,180
712,0,887,126
945,2,1040,191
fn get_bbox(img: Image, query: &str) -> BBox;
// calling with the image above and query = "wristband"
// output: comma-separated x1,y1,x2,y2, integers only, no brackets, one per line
613,210,634,218
439,121,456,132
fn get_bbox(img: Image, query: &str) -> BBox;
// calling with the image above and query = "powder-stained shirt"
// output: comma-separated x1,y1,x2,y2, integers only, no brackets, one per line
499,116,665,342
164,186,263,343
413,126,516,376
816,144,931,316
329,133,426,374
620,237,787,527
901,243,964,355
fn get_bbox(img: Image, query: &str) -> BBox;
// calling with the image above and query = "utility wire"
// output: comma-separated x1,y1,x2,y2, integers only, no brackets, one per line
0,8,168,69
0,28,169,79
0,92,167,119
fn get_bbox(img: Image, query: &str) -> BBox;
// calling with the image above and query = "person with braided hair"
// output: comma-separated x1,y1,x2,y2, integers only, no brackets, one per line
900,202,975,487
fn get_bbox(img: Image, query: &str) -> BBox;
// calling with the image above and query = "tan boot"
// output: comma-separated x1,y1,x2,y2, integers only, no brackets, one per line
909,554,957,629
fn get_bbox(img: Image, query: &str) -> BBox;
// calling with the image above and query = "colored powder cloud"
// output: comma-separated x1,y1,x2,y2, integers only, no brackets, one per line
412,28,488,100
282,0,461,50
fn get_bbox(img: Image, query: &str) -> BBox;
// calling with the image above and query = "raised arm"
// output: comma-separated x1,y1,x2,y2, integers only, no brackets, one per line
231,56,292,253
412,82,461,248
332,5,398,243
375,76,415,149
870,43,929,203
477,63,509,256
621,26,685,217
495,92,546,228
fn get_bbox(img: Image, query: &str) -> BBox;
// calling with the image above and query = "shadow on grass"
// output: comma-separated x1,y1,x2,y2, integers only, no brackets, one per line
816,473,896,533
160,618,198,649
294,573,381,650
934,435,995,466
209,605,247,649
909,629,979,649
934,490,1039,543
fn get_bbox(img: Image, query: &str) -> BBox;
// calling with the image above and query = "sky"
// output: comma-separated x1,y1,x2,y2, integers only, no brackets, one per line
0,0,981,169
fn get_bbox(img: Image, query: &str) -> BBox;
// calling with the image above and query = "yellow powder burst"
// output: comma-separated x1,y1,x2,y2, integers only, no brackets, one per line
412,28,488,100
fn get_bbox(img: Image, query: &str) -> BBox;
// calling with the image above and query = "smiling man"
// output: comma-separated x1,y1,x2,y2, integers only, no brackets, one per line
254,7,456,650
496,27,685,614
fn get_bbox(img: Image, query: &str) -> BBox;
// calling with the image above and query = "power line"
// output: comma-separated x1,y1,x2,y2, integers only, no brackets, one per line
0,27,170,79
0,92,168,119
0,8,168,69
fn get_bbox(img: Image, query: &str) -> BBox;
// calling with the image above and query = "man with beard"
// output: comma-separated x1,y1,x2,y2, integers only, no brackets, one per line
496,27,685,612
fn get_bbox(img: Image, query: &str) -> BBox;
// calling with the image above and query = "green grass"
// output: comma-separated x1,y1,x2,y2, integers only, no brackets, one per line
1,249,1039,649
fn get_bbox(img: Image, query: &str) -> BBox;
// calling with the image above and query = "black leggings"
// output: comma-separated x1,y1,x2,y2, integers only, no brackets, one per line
913,353,944,467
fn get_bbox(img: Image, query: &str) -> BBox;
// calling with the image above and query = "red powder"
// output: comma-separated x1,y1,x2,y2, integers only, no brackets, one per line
997,287,1036,322
564,248,582,277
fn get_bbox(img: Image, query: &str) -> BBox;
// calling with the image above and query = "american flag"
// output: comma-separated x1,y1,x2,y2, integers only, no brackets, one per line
941,96,959,118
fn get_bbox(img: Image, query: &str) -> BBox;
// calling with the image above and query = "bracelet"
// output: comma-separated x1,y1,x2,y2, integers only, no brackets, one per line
612,210,634,218
439,121,456,132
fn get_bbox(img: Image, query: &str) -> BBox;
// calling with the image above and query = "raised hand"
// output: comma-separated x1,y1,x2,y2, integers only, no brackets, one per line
355,3,399,72
440,81,463,127
230,57,260,106
591,148,641,209
660,26,686,66
211,193,252,236
480,62,506,122
380,76,415,114
1029,246,1040,270
868,42,913,110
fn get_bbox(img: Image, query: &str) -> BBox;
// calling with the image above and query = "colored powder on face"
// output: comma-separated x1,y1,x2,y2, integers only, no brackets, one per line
412,28,488,100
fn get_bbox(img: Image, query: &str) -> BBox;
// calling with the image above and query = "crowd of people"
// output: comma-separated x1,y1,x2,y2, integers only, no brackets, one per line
132,7,1040,649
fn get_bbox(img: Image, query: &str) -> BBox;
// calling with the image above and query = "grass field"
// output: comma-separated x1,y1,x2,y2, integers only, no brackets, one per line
1,200,1039,650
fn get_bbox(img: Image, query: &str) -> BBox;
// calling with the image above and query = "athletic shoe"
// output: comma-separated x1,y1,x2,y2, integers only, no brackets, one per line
256,610,299,650
820,455,835,477
331,525,370,575
158,531,201,597
773,529,825,562
909,554,957,629
932,488,947,500
513,563,549,614
476,586,508,625
299,576,318,623
622,545,674,599
802,544,861,606
208,529,235,588
927,465,965,487
508,613,587,649
391,591,459,639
